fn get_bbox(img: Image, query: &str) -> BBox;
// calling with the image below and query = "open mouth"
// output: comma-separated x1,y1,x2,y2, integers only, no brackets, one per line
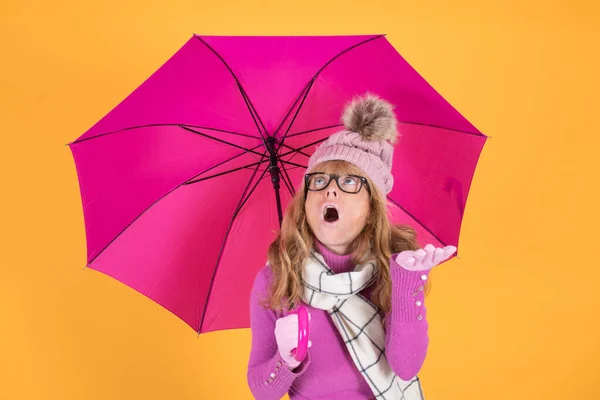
323,205,339,223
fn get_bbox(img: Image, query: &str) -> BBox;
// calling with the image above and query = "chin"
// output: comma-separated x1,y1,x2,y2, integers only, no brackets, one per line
308,218,361,252
315,232,354,250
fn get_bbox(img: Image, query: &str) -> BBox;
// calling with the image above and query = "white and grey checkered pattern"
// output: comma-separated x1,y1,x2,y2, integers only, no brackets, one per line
301,251,424,400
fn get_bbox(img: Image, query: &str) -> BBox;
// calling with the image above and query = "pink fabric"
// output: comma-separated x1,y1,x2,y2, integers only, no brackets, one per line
247,243,429,399
69,35,485,334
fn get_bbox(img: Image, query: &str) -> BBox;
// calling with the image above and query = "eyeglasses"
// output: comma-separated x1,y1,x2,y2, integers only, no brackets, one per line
304,172,370,195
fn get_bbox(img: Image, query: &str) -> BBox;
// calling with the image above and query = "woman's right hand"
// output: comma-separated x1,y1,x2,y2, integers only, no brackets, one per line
274,312,312,369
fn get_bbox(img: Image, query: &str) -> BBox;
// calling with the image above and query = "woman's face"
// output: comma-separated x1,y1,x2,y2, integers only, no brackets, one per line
305,172,370,255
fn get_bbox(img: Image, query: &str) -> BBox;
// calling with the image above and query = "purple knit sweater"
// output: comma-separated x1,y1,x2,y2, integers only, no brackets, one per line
247,242,430,400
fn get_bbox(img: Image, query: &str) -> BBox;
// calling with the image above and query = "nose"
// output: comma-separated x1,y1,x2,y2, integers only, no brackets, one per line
325,184,338,198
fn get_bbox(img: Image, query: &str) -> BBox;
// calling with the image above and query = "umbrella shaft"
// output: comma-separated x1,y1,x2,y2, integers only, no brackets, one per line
266,137,284,226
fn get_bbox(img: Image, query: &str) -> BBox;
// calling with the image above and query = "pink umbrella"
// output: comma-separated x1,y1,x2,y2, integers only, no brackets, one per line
68,34,487,335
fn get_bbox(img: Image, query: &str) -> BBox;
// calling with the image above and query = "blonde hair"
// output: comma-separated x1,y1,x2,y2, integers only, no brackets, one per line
264,160,430,314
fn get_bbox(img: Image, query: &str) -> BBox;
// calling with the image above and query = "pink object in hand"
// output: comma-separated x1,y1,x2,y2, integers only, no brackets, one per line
274,306,312,369
290,306,310,362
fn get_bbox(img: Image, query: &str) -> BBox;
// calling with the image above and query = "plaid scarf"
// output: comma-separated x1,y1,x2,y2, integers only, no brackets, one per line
301,251,424,400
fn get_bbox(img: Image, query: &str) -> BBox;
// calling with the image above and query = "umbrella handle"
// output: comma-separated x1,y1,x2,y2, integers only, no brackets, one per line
290,305,309,362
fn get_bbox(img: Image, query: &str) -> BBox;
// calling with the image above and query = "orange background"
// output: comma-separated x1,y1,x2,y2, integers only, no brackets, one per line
1,0,599,399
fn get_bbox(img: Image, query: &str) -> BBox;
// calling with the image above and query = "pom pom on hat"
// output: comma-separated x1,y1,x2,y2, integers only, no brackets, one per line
341,93,399,144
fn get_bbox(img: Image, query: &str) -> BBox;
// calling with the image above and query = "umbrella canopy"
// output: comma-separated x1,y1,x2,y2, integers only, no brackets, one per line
68,34,487,334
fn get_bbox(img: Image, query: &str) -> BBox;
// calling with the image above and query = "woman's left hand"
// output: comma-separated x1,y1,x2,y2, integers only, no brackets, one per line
394,244,457,271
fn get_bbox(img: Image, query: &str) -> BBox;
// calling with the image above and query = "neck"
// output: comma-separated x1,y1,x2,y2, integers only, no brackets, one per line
314,240,355,273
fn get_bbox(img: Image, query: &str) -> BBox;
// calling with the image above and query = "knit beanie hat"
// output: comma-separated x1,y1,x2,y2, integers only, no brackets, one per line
307,93,399,196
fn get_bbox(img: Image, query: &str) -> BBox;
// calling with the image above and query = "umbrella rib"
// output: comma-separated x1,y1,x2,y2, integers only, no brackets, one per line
81,146,268,268
185,159,268,185
277,121,485,143
279,162,296,196
279,159,307,169
313,35,385,80
275,79,315,154
197,157,268,334
278,143,311,159
233,166,271,219
268,35,383,147
280,150,302,166
259,170,272,182
184,143,265,183
272,76,313,137
400,121,487,137
280,172,294,197
267,35,384,146
237,81,268,139
278,137,328,159
183,124,262,139
180,126,266,158
194,35,269,138
386,197,447,248
83,184,183,267
67,123,262,145
257,165,301,182
284,124,343,139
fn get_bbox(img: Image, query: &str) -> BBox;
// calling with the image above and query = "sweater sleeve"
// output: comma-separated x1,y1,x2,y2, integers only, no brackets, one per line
247,266,311,400
384,256,430,381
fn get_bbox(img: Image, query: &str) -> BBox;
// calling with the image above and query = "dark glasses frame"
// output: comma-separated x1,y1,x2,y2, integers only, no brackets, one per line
304,172,371,195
